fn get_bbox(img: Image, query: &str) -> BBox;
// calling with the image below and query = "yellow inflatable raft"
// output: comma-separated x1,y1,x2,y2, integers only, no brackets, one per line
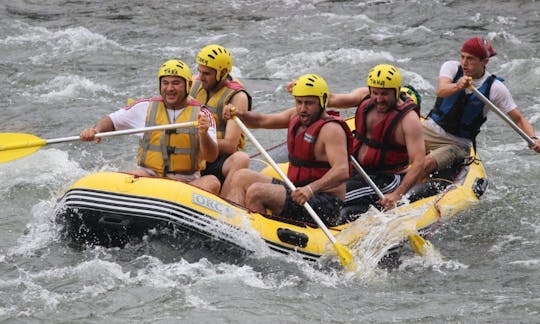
56,126,488,262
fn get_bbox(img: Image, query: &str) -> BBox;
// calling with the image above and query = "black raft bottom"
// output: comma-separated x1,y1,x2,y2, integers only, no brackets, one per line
56,209,251,265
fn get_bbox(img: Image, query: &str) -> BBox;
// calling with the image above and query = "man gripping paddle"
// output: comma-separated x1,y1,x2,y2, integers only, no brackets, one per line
222,74,354,227
421,37,540,179
80,59,220,193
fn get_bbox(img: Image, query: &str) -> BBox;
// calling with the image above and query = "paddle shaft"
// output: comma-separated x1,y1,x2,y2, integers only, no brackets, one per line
3,122,197,151
233,116,339,245
52,121,197,143
470,86,535,146
350,155,430,255
349,155,384,199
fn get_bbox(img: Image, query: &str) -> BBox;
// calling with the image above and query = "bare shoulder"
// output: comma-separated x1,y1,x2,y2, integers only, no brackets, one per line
229,91,249,110
400,110,423,140
319,120,347,141
403,109,422,126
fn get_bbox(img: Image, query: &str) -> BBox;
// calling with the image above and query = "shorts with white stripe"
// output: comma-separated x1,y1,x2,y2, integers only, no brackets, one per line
343,172,404,213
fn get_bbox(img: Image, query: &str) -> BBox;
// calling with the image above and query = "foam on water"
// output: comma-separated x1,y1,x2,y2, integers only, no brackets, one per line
0,148,86,194
2,245,308,317
266,48,397,79
399,252,469,275
0,22,123,64
488,234,524,254
508,259,540,268
29,75,113,102
0,257,131,315
7,200,60,257
0,148,88,257
328,205,428,280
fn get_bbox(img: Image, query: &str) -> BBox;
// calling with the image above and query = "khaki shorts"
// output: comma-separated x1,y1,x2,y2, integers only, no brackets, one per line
423,123,470,169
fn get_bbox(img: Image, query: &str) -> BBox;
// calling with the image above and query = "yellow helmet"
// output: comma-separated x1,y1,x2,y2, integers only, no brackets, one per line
158,59,192,93
367,64,401,100
196,44,233,82
400,85,421,108
292,74,329,109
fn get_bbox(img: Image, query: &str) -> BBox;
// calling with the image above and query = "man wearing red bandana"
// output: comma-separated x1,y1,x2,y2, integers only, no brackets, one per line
421,37,540,178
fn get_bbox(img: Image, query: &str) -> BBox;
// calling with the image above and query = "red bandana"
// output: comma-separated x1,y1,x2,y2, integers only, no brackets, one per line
461,37,497,59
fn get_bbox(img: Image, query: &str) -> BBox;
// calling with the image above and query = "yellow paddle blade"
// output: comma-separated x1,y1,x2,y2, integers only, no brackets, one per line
408,234,431,256
333,242,356,271
0,133,47,163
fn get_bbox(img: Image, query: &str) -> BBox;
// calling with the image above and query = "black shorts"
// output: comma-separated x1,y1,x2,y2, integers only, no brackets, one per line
271,179,343,227
343,172,404,213
201,154,230,184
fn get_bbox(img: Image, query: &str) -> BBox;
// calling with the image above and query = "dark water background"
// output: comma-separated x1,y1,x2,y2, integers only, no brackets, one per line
1,0,539,322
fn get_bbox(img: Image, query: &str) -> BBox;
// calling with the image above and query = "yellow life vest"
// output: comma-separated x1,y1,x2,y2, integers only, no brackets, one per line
137,98,205,176
190,77,252,150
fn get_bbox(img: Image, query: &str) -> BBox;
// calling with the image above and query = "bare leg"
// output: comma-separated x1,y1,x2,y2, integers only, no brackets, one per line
421,153,439,180
129,168,154,177
245,181,287,214
220,151,250,195
223,168,271,206
190,175,221,194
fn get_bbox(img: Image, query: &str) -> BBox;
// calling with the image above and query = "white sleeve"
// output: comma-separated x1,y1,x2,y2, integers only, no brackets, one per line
207,125,217,144
200,108,218,144
439,61,460,80
488,80,517,114
109,101,150,130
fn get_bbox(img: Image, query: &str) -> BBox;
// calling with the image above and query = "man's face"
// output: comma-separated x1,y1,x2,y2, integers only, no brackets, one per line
369,87,396,112
460,52,487,78
160,76,187,108
295,96,321,126
197,65,219,91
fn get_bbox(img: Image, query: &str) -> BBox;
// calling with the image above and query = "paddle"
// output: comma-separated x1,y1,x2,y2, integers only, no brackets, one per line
232,116,355,270
0,121,197,163
470,85,535,146
349,155,431,256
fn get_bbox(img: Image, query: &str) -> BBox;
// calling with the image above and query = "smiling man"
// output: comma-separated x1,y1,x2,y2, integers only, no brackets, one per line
221,74,353,227
190,45,252,193
79,59,220,193
341,64,425,215
422,37,540,178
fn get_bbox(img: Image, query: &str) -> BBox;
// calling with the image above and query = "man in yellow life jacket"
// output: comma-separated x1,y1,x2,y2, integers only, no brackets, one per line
191,44,252,193
80,59,220,194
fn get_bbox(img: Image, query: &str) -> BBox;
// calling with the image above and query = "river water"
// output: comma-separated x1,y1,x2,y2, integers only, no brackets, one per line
1,0,539,322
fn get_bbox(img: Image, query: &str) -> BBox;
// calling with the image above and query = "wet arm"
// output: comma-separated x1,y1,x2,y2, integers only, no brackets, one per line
436,76,470,98
328,87,369,108
80,116,115,142
227,106,295,129
220,91,250,154
394,113,426,197
307,123,350,193
507,108,540,152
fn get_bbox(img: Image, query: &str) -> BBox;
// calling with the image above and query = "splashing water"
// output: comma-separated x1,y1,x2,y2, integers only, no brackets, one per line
332,206,432,280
